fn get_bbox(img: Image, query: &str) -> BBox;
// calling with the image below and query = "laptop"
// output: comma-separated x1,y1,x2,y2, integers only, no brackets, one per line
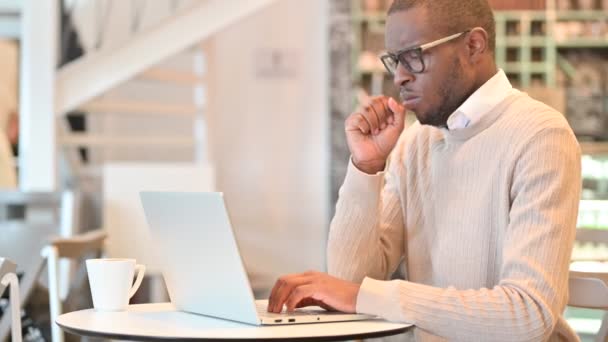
139,191,375,325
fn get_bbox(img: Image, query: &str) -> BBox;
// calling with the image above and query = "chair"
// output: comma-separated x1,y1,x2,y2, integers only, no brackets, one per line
0,221,56,342
0,191,80,301
42,230,107,342
0,228,106,342
0,189,106,342
569,228,608,342
0,258,21,342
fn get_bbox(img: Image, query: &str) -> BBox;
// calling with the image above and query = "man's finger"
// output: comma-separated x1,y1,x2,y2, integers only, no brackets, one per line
268,273,302,311
345,113,371,135
370,98,388,130
359,108,378,134
294,298,318,308
380,97,397,126
269,274,314,313
388,97,406,127
367,105,381,134
285,284,316,313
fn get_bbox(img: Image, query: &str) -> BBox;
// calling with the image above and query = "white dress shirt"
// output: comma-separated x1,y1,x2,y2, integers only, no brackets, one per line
446,69,518,130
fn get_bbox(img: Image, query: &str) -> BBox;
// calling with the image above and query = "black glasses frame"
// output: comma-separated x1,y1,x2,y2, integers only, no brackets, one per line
380,29,472,75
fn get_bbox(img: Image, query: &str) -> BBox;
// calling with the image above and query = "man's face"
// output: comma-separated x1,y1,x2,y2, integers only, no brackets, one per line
385,6,475,127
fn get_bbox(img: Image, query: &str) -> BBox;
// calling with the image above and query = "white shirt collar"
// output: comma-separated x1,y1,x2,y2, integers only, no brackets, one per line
446,69,515,131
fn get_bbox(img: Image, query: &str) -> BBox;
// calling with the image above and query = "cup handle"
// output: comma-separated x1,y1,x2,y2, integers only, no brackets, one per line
129,264,146,299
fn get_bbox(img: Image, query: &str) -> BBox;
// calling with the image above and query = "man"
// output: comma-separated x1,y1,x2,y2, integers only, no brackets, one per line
267,0,581,340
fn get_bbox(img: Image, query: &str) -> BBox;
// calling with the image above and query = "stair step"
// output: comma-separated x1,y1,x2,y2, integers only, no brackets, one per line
78,100,200,116
138,67,202,86
56,0,278,113
59,134,195,147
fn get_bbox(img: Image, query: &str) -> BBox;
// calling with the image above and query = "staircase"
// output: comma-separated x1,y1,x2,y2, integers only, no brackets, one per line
18,0,279,191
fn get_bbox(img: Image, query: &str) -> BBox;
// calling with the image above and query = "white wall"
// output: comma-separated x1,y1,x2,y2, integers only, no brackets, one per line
68,0,330,287
206,0,330,276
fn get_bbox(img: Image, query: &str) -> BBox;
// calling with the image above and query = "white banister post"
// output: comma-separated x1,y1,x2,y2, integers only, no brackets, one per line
41,246,63,342
19,0,59,191
0,272,22,342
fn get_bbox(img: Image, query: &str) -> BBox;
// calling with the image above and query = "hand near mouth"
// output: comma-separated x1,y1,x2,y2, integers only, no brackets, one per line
345,96,406,174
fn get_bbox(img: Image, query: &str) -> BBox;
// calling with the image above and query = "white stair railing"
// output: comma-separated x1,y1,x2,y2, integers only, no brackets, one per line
20,0,279,191
56,0,278,114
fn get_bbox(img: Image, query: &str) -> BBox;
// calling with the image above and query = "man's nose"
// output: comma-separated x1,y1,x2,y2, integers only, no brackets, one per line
393,63,415,88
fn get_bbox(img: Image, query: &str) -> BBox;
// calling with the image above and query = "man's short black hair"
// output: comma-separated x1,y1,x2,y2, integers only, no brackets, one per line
387,0,496,52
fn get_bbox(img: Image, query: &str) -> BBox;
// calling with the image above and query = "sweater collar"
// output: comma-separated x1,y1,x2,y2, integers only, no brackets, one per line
441,91,525,142
446,69,515,131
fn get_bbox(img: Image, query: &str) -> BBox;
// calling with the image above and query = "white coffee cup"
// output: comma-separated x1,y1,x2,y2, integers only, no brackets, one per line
86,258,146,311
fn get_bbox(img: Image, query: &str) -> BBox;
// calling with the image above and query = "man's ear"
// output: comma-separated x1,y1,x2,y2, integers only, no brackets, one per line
466,28,489,63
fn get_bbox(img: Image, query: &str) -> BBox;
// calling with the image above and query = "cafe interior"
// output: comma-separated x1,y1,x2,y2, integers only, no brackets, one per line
0,0,607,340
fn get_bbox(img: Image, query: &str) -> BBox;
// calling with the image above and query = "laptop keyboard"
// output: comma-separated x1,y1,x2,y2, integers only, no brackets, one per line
255,301,351,318
255,302,317,317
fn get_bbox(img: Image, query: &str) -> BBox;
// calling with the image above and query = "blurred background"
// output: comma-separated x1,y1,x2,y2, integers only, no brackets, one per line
0,0,606,341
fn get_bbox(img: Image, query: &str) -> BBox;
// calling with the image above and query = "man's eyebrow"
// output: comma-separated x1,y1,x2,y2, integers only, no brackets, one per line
387,38,423,54
388,43,419,54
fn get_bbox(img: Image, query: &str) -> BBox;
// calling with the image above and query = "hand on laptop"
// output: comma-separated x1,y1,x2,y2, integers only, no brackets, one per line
267,271,360,314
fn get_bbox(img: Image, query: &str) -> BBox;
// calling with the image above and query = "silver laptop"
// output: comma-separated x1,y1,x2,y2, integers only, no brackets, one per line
140,191,375,325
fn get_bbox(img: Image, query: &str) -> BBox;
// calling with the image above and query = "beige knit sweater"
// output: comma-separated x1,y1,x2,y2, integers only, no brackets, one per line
327,92,581,341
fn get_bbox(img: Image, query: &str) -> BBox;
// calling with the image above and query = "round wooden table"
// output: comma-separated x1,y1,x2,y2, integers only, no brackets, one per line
57,303,412,341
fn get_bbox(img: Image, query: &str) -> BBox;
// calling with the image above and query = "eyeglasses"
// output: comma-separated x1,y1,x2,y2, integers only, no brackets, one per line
380,30,470,75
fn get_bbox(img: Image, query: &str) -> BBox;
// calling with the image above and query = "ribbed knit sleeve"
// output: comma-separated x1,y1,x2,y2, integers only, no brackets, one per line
327,155,406,282
354,125,581,341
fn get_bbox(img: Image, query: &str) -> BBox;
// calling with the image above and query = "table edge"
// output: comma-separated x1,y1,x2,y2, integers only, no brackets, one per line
57,321,412,342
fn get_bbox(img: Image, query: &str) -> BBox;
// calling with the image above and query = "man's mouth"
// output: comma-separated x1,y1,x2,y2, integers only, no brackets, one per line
401,93,420,108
